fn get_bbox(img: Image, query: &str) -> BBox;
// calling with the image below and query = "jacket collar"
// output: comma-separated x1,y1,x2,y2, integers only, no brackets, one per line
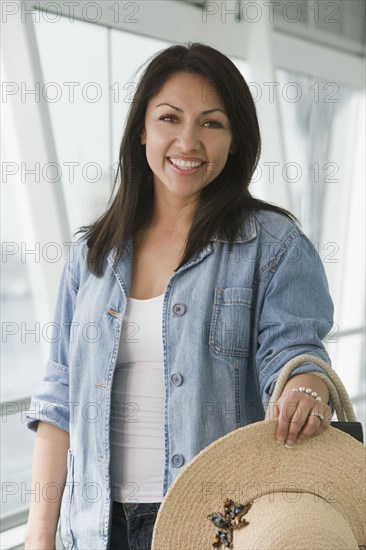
210,209,257,243
107,209,257,269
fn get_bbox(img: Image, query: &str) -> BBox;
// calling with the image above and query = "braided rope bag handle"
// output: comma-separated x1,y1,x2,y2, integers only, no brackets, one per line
265,353,357,422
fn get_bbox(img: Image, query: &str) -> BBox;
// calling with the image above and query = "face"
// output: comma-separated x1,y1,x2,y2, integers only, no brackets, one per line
140,72,236,203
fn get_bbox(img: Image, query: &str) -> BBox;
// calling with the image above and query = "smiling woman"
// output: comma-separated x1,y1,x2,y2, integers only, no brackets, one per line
25,42,338,550
76,42,298,277
139,71,235,217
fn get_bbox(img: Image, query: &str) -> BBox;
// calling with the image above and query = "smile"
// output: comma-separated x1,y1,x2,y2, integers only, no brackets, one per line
167,157,205,174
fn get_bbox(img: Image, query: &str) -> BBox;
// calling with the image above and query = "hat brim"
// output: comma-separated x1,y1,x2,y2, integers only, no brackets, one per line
152,420,366,549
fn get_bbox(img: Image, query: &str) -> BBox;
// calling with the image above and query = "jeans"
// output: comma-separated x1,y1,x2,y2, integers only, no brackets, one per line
109,501,161,550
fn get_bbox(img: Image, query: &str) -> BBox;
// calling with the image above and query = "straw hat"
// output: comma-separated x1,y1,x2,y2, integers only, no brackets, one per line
151,420,366,549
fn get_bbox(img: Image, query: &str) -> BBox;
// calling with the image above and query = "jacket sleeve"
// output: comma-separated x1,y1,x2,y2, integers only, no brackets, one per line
25,245,80,433
255,230,335,412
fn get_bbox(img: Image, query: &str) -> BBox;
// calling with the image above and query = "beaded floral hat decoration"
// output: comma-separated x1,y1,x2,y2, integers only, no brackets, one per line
151,420,366,550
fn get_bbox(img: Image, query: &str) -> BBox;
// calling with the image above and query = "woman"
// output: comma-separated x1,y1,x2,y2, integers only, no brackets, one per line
25,43,334,550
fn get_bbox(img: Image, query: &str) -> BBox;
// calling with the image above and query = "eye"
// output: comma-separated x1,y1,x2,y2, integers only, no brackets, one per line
203,120,223,129
159,115,223,128
160,115,178,123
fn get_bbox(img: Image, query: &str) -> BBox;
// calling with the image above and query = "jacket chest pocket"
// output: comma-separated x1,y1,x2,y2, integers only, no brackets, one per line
209,287,252,358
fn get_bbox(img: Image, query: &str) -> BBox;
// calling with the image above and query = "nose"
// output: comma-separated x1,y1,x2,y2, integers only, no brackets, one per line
176,123,201,152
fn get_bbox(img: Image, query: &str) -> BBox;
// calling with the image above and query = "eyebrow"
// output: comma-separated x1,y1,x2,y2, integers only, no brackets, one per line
154,103,228,116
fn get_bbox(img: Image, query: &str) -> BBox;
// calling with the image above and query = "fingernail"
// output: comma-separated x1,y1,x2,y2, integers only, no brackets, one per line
277,437,284,444
285,441,294,448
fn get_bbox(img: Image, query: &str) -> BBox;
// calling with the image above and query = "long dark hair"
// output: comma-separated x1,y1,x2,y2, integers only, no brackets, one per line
76,42,299,277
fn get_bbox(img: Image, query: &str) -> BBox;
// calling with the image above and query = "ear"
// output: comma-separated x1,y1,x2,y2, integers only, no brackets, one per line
229,142,237,155
140,126,146,145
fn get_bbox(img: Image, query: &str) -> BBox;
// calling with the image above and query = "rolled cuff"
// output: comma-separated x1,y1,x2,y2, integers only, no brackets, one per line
262,353,336,416
25,360,70,433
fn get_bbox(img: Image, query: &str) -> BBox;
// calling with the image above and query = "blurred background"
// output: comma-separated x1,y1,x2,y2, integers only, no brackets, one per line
1,0,365,547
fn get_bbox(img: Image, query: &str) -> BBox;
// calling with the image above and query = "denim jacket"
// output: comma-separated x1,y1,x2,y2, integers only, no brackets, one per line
25,208,334,549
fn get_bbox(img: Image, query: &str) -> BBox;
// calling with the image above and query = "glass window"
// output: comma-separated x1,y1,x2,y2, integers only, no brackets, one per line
276,68,365,432
231,56,252,81
32,15,112,236
1,64,48,525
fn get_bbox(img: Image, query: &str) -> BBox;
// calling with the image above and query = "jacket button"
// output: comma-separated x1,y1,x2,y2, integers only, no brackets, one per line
171,454,185,468
172,303,186,316
171,373,183,386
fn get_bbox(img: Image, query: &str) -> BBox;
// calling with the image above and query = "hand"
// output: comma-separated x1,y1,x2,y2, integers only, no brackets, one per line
270,389,332,447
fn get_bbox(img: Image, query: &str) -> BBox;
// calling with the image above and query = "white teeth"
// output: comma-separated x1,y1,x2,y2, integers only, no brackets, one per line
170,158,203,169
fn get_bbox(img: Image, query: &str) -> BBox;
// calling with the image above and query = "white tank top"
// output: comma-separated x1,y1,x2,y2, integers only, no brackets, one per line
110,293,165,503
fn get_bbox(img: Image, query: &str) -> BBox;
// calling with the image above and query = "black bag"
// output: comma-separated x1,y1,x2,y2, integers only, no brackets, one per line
330,421,363,443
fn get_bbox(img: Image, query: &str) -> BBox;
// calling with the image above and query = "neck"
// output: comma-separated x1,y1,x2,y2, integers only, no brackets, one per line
150,196,197,234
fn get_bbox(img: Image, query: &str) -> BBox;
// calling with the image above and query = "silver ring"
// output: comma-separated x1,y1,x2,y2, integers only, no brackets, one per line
310,411,324,421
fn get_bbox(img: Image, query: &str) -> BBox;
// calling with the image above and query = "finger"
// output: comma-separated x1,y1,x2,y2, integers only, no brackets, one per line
297,404,332,444
275,399,304,446
298,409,323,439
275,400,295,443
283,402,312,447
